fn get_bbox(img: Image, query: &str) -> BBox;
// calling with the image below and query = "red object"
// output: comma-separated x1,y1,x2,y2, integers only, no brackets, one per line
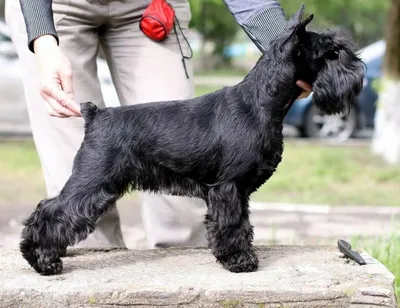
139,0,175,41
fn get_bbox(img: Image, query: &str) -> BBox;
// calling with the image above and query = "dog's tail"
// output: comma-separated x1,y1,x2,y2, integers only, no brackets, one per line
80,102,99,124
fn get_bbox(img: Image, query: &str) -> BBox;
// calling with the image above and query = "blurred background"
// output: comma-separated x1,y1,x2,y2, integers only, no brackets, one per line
0,0,399,296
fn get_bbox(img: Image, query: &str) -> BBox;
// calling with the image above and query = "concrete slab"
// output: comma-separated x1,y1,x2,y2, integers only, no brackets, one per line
0,246,397,307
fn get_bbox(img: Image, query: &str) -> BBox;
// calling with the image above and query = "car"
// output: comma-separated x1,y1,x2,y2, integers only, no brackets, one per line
284,40,386,141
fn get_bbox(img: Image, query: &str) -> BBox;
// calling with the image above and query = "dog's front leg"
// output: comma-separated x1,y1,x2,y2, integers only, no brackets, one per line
205,183,258,273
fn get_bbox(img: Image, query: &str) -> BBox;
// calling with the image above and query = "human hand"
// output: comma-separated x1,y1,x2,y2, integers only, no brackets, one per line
296,80,313,100
33,35,81,117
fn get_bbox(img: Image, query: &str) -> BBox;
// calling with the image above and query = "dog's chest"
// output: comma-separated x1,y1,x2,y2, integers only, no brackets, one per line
243,125,284,191
261,134,284,171
262,120,284,159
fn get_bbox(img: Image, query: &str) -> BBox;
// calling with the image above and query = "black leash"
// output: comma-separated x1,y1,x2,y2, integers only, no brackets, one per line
337,239,366,265
173,16,193,79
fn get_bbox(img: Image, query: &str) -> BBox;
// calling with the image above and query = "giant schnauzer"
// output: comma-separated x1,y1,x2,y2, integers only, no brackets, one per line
20,5,365,275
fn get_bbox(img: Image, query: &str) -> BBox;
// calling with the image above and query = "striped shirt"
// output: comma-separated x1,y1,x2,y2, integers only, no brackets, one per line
18,0,288,53
223,0,288,53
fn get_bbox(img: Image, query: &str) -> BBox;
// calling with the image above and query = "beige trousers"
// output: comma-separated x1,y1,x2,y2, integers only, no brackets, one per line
5,0,208,249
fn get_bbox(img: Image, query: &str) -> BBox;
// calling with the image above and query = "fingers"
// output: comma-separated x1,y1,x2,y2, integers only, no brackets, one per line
40,79,81,117
40,87,78,117
296,80,313,92
45,102,68,118
35,44,82,118
59,70,81,116
295,80,313,100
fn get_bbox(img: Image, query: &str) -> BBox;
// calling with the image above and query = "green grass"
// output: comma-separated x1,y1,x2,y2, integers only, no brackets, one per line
194,67,247,77
351,228,400,301
1,139,400,206
195,86,221,96
251,142,400,206
0,140,45,204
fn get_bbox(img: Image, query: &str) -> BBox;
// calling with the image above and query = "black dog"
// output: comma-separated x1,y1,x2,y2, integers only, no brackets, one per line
20,5,365,275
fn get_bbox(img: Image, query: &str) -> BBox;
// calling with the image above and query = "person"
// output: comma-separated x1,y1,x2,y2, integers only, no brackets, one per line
5,0,312,249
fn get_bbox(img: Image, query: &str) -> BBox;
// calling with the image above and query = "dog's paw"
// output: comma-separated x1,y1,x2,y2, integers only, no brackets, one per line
220,250,259,273
20,240,64,275
35,260,63,276
34,247,63,275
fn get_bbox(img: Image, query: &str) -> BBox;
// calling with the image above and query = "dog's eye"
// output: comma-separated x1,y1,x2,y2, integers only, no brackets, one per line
327,50,339,59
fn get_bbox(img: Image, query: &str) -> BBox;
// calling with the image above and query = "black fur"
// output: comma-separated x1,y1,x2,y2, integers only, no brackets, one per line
20,5,365,275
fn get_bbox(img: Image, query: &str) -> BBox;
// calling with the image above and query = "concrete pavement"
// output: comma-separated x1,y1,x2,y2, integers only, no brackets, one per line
0,246,397,307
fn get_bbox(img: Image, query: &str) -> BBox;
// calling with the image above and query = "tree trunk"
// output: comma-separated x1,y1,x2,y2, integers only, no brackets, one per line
0,0,5,21
371,0,400,164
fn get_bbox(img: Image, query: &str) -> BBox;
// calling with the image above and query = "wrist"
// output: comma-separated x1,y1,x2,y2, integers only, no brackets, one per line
33,35,58,55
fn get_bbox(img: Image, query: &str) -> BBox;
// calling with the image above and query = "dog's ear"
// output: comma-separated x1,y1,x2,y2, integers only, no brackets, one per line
286,5,314,32
312,50,365,115
280,5,314,53
286,4,306,29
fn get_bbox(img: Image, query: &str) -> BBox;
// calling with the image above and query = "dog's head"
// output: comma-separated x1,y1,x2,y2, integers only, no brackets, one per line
269,4,365,115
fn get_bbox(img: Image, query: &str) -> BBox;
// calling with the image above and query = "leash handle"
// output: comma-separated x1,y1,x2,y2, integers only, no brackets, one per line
337,239,366,265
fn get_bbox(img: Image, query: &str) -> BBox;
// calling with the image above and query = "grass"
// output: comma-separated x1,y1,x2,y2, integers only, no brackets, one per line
252,142,400,206
0,140,45,204
195,85,221,96
194,67,247,77
351,227,400,301
1,139,400,206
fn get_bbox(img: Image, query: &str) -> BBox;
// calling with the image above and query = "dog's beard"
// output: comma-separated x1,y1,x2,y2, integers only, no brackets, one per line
312,49,364,115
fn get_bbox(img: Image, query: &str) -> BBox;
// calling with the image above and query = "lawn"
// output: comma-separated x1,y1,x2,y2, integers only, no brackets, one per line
194,67,247,77
252,141,400,206
1,139,400,206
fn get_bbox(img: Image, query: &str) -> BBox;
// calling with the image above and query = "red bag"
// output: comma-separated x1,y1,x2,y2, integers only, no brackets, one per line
139,0,175,41
139,0,193,79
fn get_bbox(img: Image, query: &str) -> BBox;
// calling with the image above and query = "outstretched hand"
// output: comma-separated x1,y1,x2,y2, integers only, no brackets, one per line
34,35,81,118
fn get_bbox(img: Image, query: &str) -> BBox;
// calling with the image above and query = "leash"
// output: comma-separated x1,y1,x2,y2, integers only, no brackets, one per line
337,239,366,265
173,15,193,79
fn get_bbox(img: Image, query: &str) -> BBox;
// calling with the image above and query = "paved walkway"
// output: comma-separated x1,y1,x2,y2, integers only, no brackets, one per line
1,201,399,250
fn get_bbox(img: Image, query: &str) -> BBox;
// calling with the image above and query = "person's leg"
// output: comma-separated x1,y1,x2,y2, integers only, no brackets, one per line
5,0,125,248
100,0,208,248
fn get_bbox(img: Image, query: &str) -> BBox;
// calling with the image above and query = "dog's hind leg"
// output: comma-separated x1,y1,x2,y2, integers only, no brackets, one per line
19,171,122,275
205,182,258,273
